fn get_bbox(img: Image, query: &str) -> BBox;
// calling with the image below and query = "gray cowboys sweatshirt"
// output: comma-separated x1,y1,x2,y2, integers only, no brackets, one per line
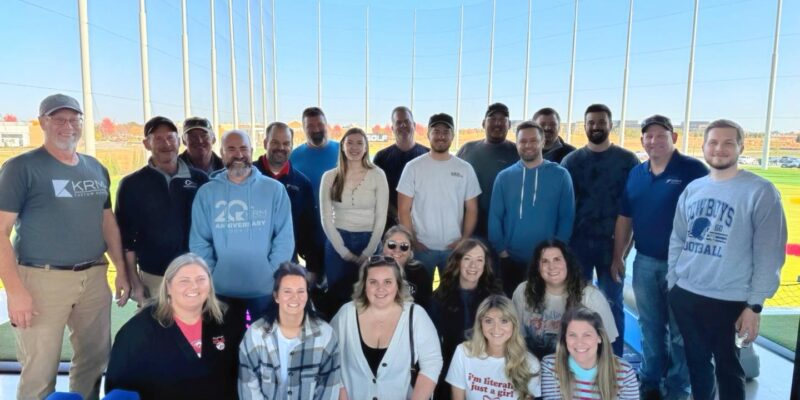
667,170,787,305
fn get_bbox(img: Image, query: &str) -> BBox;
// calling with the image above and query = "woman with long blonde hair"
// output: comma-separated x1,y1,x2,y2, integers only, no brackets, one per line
445,295,541,400
320,127,389,313
540,307,639,399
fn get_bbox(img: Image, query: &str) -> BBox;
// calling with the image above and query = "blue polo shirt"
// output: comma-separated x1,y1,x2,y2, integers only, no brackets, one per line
619,151,708,260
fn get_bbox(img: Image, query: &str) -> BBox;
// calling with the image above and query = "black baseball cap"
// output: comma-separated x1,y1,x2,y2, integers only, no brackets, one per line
144,116,178,137
641,114,673,133
485,102,509,118
428,113,455,130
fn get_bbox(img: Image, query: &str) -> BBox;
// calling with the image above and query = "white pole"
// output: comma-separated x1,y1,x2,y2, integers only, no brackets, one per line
271,0,278,121
246,0,256,145
487,0,496,105
682,0,699,153
455,5,464,149
566,0,578,143
138,0,151,122
365,6,369,131
181,0,191,118
522,0,532,119
210,0,220,145
260,0,268,131
411,9,416,113
317,0,322,108
228,0,239,128
762,0,783,170
78,0,95,156
619,0,634,148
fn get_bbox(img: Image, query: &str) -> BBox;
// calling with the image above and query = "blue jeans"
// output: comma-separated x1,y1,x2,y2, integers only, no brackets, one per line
632,253,691,398
669,285,746,400
415,248,451,278
573,244,624,356
324,229,374,303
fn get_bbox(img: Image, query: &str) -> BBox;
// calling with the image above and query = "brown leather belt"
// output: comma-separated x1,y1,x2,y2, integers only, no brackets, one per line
19,259,108,272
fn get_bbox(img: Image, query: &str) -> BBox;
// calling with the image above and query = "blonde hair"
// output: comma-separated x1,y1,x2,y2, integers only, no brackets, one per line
152,253,225,327
554,307,618,400
464,295,537,400
351,256,413,311
330,127,374,202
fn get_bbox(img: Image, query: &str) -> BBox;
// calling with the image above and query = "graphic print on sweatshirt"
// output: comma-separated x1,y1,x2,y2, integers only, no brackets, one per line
213,200,268,230
683,197,735,258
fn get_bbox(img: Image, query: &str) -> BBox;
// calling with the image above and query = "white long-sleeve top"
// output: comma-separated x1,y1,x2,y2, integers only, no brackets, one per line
331,301,443,400
320,167,389,259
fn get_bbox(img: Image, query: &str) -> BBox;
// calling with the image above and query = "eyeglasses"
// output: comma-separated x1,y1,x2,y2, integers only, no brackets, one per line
47,116,83,127
367,255,398,266
386,240,410,252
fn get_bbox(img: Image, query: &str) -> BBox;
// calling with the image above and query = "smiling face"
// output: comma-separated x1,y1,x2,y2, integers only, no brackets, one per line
365,266,399,308
539,247,568,289
483,112,511,144
565,320,602,368
535,114,560,147
303,115,328,146
428,124,454,153
584,111,612,145
641,125,676,161
274,275,308,320
145,125,179,167
265,126,293,168
516,127,544,163
222,132,253,178
459,245,486,289
167,264,211,314
40,109,83,152
703,127,742,171
481,308,513,352
382,232,412,267
342,132,367,162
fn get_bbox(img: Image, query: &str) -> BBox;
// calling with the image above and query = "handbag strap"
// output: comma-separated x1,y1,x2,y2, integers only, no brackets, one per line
409,303,416,367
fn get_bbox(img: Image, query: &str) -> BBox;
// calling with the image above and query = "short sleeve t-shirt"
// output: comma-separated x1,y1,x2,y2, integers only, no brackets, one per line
397,154,481,250
276,326,301,396
446,344,541,399
373,143,429,211
175,318,203,357
0,147,111,265
289,141,340,208
512,283,618,359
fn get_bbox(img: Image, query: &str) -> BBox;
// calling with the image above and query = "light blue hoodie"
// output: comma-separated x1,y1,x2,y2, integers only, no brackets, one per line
190,167,294,298
488,159,575,263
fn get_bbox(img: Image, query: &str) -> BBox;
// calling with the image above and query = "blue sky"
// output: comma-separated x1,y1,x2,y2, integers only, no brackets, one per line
1,0,798,133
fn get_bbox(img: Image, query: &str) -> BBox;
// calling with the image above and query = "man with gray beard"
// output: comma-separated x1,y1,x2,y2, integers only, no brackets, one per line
190,129,294,345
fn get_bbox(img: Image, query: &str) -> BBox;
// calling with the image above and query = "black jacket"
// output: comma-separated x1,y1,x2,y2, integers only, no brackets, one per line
105,306,238,400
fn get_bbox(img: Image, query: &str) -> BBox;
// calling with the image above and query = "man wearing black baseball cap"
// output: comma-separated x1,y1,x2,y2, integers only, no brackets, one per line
116,116,210,302
180,116,224,174
397,113,481,277
456,102,519,239
611,114,707,399
0,94,132,399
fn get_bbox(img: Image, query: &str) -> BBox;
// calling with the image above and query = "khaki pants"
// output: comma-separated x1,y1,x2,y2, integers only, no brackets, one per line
13,264,111,400
138,270,163,300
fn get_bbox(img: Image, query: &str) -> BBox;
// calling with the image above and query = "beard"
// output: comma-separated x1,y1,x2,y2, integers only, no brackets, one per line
520,151,541,163
226,157,252,177
586,129,609,145
704,156,738,171
309,130,325,146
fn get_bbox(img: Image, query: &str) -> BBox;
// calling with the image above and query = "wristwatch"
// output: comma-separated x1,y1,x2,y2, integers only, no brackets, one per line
747,303,763,313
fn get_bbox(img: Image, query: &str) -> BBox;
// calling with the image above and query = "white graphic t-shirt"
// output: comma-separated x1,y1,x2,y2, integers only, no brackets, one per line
446,343,541,399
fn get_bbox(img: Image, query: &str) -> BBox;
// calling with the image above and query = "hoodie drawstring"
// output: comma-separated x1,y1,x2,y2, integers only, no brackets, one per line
518,166,539,219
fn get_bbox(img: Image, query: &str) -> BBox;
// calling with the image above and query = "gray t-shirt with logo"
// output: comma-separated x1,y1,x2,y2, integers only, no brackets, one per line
0,147,111,265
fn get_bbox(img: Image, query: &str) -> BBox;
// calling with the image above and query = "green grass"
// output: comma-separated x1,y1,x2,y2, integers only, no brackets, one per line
760,314,799,352
0,302,139,361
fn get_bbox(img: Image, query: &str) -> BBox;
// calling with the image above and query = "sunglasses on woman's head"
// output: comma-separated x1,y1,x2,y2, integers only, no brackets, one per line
367,255,398,266
386,240,411,252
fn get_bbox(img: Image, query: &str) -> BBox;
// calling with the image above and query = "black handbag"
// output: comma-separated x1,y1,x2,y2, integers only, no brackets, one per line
409,304,421,387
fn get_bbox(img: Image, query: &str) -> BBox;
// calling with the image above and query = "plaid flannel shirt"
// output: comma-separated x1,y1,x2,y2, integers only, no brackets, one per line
239,316,341,400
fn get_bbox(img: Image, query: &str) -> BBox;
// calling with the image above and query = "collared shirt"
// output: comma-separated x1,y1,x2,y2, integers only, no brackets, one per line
620,150,708,260
239,316,341,400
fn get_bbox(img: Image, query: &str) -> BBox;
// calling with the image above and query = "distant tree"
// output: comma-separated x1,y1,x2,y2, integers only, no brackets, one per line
332,124,343,136
3,114,18,122
382,124,391,134
100,117,116,137
372,124,382,134
415,122,425,133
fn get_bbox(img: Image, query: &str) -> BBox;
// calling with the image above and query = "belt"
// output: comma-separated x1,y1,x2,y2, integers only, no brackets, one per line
19,259,108,272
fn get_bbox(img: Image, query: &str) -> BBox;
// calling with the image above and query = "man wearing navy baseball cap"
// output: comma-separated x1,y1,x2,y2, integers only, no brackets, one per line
0,94,132,399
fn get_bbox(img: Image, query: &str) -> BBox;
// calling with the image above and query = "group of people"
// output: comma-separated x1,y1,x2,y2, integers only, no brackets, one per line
0,93,787,400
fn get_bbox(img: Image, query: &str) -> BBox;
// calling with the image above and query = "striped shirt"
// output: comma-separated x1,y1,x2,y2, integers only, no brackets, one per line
540,354,639,399
239,316,341,400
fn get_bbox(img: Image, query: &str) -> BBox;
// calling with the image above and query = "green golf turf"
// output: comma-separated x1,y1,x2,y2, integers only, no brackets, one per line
0,302,139,361
760,314,799,353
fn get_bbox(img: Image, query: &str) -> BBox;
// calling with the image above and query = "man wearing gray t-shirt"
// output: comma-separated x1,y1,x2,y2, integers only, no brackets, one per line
0,94,131,400
397,113,481,277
